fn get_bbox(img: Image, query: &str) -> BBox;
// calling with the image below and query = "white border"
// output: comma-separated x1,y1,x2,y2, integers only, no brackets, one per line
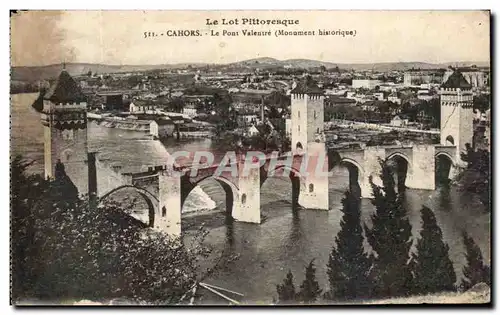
2,1,498,314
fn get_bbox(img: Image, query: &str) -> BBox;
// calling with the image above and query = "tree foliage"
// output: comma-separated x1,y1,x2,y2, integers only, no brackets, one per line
473,94,490,113
364,160,413,298
410,206,456,294
276,270,297,304
461,231,490,291
460,143,490,208
265,90,290,113
326,190,372,300
11,156,219,304
298,260,322,303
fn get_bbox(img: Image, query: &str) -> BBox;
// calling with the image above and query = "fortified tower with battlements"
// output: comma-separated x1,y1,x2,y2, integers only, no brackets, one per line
290,77,329,210
39,69,91,198
439,69,474,162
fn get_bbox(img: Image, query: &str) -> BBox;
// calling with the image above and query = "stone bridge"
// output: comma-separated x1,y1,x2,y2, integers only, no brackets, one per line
91,149,326,237
331,144,458,198
90,143,458,237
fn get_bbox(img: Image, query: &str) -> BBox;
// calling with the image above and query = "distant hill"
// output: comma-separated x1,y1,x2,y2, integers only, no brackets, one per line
230,58,490,71
11,58,489,81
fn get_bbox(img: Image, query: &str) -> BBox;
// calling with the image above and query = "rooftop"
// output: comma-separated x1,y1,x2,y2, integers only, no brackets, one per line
44,70,87,103
441,70,472,89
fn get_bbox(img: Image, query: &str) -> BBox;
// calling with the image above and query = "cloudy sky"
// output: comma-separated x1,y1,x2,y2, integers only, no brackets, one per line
11,10,490,66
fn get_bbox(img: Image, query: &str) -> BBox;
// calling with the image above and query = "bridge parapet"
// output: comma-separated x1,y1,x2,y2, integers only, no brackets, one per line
94,157,132,198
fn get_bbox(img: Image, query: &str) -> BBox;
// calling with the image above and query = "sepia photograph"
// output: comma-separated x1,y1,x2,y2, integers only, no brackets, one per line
9,10,491,306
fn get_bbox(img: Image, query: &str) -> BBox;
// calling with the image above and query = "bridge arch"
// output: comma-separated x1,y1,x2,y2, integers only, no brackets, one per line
261,164,303,208
98,185,159,228
385,152,410,193
339,157,364,174
181,174,239,217
385,152,411,166
339,158,364,194
435,151,455,164
435,152,454,186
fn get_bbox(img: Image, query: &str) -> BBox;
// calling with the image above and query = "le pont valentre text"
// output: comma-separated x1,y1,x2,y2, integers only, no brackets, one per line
206,18,299,27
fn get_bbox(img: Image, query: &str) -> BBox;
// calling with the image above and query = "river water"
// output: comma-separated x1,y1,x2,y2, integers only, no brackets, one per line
11,93,490,304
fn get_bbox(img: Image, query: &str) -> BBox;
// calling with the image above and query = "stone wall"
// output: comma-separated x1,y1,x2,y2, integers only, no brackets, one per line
407,145,436,190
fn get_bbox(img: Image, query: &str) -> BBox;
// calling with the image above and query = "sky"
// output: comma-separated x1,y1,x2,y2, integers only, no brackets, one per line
10,10,490,67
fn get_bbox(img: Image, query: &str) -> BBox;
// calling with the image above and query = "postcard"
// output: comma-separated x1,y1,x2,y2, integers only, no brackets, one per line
10,10,491,306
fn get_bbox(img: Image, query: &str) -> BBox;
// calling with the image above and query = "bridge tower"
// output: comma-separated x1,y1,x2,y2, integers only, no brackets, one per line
40,68,91,198
290,78,329,210
439,69,474,162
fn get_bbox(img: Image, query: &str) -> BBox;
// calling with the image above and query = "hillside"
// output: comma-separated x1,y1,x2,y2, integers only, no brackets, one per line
11,58,490,82
230,58,489,71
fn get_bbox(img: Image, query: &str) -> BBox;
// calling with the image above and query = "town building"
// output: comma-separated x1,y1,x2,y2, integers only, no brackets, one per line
373,92,385,101
246,124,260,137
326,95,357,107
387,92,402,104
403,69,444,86
390,115,409,127
182,103,198,118
149,119,176,138
237,112,259,127
352,78,382,89
129,100,156,113
417,89,438,101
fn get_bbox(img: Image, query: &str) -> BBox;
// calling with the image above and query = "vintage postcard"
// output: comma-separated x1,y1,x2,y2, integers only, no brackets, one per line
10,10,491,306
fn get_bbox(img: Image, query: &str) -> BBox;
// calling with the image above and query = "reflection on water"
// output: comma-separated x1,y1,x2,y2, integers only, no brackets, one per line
11,93,490,304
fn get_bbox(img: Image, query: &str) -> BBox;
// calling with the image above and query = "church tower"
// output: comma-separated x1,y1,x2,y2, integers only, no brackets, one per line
40,68,90,197
290,77,329,210
439,69,474,162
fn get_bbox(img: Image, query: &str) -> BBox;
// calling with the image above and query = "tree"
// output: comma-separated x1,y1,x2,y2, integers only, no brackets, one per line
298,260,322,303
265,90,290,111
276,270,297,304
127,75,142,88
461,231,490,291
460,144,490,208
10,156,225,304
168,97,185,113
473,94,490,113
213,92,232,116
364,161,414,298
326,190,372,300
410,206,456,294
11,157,50,299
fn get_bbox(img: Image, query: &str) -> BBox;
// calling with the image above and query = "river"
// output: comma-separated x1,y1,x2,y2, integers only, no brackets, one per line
11,93,490,304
